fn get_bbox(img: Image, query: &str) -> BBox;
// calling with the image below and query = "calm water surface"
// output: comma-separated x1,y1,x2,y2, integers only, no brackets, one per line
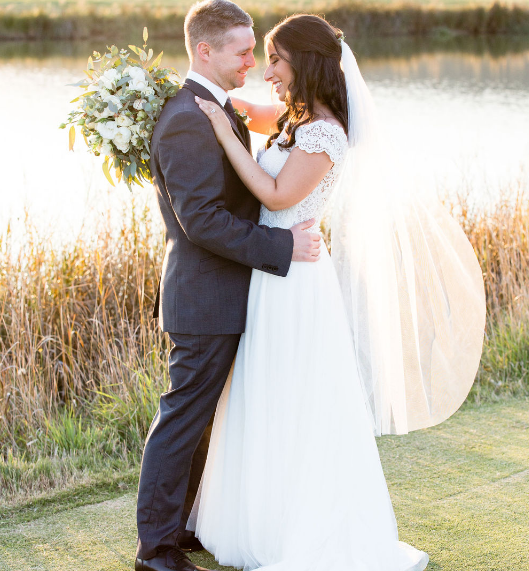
1,38,528,239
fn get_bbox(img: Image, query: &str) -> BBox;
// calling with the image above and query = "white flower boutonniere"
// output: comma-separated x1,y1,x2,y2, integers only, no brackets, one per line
235,108,251,126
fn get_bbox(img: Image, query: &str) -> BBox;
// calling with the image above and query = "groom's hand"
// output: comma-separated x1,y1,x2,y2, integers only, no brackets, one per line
290,219,321,262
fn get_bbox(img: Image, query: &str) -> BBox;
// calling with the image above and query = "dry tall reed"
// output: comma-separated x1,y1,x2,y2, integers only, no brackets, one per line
447,185,529,401
0,200,167,457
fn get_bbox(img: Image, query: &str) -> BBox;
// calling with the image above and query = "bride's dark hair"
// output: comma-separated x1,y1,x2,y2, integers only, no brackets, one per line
264,14,348,150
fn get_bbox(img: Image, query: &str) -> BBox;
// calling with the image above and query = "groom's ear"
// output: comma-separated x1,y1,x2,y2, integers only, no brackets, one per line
196,41,212,62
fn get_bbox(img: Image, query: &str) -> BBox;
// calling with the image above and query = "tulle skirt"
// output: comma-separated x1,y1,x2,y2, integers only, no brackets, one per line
187,245,429,571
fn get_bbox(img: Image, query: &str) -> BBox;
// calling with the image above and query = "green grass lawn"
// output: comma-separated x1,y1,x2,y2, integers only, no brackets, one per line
0,398,527,571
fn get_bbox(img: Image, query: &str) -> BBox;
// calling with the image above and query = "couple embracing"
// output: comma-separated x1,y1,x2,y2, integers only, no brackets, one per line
135,1,485,570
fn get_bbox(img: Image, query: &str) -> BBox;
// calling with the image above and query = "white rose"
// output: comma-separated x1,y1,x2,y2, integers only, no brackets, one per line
133,98,145,110
113,126,132,153
100,139,114,156
97,120,119,140
129,124,140,135
139,128,149,138
115,142,130,153
103,94,123,111
142,86,155,96
124,66,146,81
131,135,141,147
98,68,120,90
98,87,110,98
116,114,133,127
130,78,148,92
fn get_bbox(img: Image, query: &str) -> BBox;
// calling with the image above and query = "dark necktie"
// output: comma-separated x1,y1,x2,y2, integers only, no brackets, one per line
225,97,250,151
224,98,238,124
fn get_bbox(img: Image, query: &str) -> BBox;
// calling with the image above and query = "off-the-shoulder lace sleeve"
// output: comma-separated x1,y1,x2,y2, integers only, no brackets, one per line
293,121,348,165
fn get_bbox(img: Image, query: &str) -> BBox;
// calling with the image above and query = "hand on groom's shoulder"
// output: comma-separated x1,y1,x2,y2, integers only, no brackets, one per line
155,100,218,151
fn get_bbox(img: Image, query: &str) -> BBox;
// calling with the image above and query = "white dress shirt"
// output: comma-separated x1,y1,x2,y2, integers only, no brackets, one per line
186,70,228,107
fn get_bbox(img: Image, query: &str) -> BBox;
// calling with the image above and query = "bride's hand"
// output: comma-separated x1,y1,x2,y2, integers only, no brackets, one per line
195,96,234,145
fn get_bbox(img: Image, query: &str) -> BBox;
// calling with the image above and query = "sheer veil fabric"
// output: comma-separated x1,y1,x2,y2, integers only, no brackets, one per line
332,41,486,435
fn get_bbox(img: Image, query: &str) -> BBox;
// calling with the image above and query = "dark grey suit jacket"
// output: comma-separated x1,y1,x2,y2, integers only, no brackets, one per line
151,79,294,334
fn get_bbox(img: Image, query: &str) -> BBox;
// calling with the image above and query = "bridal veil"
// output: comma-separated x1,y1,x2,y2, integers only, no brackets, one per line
332,40,486,435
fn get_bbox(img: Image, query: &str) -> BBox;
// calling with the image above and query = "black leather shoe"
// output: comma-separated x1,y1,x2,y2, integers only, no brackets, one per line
135,547,215,571
176,529,205,552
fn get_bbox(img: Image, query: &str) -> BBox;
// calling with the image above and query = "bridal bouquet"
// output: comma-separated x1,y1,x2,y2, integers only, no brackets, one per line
60,28,180,189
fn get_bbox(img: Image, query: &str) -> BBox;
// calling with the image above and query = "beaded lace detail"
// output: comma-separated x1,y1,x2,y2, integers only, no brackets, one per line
257,120,348,232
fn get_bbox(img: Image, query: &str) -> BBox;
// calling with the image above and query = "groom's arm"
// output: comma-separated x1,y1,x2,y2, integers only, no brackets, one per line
157,109,294,276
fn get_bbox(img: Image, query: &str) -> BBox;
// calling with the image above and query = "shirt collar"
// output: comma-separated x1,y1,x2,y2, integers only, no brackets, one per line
186,70,228,107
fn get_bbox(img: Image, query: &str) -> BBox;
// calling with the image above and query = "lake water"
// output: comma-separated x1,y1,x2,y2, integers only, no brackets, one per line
1,37,528,239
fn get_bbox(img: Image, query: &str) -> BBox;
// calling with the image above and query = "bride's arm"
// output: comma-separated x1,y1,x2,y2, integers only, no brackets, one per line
196,96,332,212
230,96,285,135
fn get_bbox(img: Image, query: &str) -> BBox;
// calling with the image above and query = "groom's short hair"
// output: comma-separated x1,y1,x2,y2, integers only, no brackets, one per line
185,0,253,58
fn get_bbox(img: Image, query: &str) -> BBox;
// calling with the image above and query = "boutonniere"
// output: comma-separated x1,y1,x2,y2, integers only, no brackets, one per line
235,108,251,126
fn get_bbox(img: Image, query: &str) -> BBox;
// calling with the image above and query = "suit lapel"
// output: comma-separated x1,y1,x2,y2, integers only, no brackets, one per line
183,79,248,151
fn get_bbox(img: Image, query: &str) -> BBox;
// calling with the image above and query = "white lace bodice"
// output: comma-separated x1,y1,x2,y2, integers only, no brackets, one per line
257,120,349,232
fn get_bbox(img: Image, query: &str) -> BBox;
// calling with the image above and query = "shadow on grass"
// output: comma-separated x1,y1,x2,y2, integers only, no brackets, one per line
0,469,138,527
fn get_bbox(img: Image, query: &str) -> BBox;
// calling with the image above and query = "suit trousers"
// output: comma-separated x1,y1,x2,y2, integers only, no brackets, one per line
136,332,241,560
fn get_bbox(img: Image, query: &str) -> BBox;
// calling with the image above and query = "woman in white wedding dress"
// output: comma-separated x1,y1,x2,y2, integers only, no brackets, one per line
192,14,485,571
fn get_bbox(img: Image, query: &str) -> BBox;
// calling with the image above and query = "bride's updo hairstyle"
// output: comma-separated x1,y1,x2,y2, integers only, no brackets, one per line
264,14,348,150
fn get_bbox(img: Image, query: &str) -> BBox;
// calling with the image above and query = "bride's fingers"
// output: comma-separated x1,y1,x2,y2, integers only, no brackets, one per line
195,96,221,118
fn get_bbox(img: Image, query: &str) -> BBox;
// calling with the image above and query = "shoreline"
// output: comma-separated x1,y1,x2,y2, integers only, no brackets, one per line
1,2,529,42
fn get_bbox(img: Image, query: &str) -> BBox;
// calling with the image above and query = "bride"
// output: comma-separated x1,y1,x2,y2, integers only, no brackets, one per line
193,14,484,571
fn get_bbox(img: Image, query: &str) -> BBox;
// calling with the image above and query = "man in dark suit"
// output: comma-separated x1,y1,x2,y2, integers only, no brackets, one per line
135,1,321,570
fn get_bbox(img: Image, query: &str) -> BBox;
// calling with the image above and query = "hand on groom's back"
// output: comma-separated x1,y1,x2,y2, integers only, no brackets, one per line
290,219,321,262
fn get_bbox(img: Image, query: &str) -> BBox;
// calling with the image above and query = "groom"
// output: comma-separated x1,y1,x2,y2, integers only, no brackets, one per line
135,1,321,570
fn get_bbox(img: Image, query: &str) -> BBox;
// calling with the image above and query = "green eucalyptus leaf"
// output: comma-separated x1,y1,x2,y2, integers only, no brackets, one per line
128,45,141,56
67,79,89,87
102,159,115,187
150,51,163,70
69,126,76,151
143,27,148,44
117,76,130,87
